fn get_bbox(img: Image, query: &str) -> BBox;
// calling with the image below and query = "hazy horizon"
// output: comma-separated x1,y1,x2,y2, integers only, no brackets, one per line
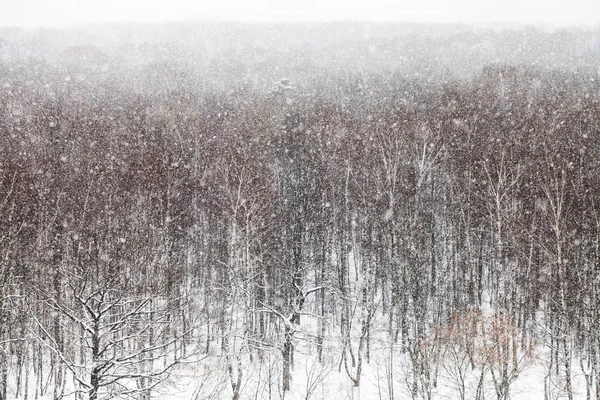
1,0,599,28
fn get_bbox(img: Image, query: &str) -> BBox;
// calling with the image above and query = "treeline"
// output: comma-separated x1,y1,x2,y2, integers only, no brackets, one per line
1,55,600,399
2,23,600,93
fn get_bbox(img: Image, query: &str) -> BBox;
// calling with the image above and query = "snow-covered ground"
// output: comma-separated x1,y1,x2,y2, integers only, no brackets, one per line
7,337,588,399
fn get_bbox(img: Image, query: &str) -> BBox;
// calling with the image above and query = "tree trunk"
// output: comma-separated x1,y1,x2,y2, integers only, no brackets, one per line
282,327,293,392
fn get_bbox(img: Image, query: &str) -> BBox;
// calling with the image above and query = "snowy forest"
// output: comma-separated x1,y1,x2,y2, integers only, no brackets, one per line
1,22,600,399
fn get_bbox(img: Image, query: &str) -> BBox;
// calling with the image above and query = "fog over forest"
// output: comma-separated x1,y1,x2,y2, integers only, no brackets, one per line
1,21,600,400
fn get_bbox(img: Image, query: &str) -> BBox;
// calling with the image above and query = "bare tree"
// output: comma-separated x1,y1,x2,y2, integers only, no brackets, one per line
30,250,197,400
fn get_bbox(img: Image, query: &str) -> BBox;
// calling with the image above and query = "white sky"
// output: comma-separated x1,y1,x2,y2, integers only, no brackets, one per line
0,0,599,27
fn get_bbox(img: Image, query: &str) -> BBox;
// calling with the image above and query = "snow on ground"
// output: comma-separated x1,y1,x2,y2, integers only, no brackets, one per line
6,346,586,399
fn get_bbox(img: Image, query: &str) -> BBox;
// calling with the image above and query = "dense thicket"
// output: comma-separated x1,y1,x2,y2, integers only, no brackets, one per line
1,23,600,400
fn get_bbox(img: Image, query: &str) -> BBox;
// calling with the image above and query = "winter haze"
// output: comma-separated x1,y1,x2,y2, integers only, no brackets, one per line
1,0,600,400
2,0,600,26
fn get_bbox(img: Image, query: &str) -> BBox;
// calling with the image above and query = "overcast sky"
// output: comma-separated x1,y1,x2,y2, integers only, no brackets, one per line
1,0,599,27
